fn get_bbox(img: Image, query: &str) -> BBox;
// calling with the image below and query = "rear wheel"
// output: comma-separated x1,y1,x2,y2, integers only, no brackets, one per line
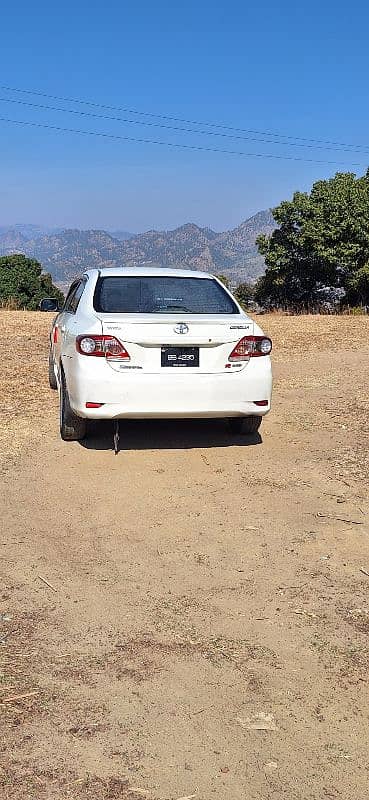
228,415,262,435
60,372,87,441
48,349,58,390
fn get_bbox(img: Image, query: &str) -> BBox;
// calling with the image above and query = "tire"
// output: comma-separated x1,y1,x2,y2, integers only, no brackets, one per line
59,371,87,441
48,349,58,390
228,415,262,435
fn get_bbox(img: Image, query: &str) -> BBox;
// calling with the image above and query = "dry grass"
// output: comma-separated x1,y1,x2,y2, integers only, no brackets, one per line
0,311,56,466
0,611,155,800
262,313,369,359
52,632,277,687
1,771,154,800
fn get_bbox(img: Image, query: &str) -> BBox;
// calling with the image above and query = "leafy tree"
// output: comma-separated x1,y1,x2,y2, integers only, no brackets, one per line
346,263,369,306
234,281,254,308
216,274,230,288
0,254,64,310
256,170,369,309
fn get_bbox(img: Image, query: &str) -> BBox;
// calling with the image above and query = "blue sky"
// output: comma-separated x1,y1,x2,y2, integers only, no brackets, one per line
1,0,369,232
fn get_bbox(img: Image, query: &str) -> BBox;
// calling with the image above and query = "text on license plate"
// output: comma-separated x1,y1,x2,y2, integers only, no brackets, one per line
161,346,199,367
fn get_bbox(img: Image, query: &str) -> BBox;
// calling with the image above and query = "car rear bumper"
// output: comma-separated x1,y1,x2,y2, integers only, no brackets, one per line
65,357,272,419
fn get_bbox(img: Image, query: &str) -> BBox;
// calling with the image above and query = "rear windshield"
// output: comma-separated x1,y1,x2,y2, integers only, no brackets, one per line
93,276,239,314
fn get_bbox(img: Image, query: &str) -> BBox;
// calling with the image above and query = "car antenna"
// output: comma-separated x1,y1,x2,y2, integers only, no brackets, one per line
113,420,120,455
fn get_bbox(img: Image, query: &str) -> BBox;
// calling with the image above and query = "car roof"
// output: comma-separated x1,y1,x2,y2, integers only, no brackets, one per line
83,267,216,280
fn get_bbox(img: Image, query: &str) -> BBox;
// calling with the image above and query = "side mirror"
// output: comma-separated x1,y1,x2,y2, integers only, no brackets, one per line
39,298,60,312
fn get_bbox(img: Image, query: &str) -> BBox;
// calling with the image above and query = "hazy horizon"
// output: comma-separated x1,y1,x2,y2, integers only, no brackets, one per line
0,207,273,237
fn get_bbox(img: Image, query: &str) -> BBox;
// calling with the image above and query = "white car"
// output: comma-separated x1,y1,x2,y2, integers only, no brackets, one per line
44,268,272,441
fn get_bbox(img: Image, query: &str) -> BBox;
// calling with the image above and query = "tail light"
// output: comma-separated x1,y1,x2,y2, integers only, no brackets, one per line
228,336,272,361
76,335,130,360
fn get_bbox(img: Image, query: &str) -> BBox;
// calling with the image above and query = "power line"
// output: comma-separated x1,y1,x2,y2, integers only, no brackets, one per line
1,82,368,153
1,95,368,155
0,116,363,166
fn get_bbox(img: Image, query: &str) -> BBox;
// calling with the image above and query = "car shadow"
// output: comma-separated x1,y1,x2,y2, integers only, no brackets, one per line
79,419,262,451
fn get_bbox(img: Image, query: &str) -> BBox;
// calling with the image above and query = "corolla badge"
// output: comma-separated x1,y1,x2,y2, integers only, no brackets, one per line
174,323,189,334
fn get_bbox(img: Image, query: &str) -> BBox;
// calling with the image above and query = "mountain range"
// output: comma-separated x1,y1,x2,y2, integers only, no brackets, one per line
0,210,275,287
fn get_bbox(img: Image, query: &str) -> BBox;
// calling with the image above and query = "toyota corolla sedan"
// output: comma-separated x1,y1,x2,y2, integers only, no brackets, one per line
45,268,272,441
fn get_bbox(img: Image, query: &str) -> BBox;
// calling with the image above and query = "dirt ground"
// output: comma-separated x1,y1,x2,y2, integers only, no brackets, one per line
1,311,369,800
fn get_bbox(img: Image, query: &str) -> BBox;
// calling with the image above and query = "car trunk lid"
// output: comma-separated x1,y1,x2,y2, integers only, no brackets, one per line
95,313,254,374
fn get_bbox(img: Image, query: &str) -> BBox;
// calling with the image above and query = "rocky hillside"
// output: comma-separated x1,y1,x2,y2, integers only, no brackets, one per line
0,230,29,252
0,210,275,285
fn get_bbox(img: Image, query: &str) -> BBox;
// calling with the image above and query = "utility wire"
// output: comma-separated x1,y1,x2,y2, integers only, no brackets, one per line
0,95,368,155
1,82,368,152
0,116,363,166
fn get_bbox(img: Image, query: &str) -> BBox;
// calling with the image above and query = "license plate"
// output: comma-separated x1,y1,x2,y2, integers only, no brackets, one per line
161,346,199,367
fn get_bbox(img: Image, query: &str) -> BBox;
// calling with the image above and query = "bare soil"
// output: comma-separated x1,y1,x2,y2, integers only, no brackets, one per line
1,311,369,800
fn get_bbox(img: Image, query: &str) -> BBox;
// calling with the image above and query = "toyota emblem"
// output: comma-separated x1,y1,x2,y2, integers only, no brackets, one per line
174,323,189,334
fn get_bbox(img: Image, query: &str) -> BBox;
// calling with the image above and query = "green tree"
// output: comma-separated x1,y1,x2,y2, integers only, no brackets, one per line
0,254,63,310
256,170,369,309
234,281,254,308
346,263,369,306
216,274,230,288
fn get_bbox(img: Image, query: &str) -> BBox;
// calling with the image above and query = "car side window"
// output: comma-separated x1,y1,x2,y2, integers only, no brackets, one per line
63,281,80,313
64,280,85,314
